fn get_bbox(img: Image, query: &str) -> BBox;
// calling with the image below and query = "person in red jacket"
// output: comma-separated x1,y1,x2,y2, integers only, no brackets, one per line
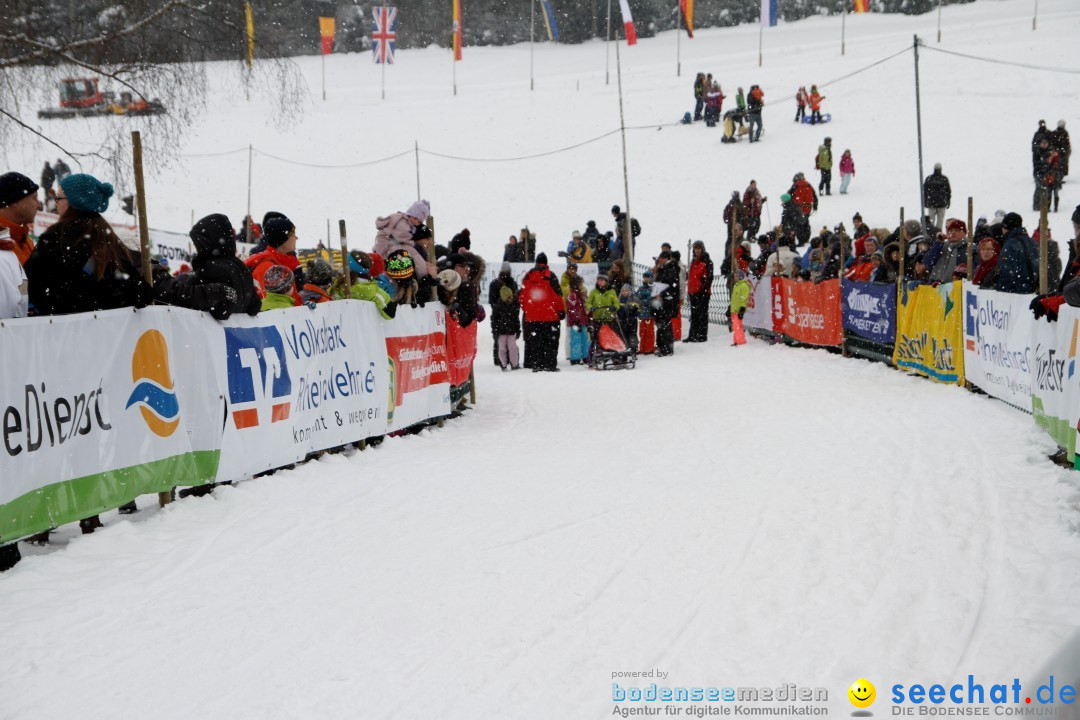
686,240,715,342
245,216,301,304
520,252,566,372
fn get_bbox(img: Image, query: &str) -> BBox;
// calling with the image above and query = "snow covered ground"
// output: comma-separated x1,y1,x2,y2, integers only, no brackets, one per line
3,342,1080,719
3,1,1080,717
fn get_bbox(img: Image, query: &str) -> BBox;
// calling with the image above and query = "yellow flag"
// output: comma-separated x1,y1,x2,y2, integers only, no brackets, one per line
245,1,255,68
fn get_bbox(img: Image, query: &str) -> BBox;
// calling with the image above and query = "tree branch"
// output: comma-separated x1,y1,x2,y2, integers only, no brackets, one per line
0,0,192,70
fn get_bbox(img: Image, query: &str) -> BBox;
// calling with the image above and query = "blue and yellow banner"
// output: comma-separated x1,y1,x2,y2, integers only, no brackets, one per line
893,282,965,385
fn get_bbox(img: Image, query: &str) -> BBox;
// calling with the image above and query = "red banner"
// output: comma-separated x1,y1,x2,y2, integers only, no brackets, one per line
385,332,449,407
772,278,843,346
445,317,477,386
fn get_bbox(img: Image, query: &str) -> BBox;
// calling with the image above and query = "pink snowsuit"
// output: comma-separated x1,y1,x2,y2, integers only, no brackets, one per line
373,212,430,277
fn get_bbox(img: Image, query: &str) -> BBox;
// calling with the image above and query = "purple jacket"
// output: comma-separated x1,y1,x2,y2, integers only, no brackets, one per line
565,288,588,327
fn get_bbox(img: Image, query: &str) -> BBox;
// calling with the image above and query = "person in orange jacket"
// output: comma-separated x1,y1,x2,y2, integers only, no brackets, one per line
808,85,825,125
245,216,302,304
0,172,40,265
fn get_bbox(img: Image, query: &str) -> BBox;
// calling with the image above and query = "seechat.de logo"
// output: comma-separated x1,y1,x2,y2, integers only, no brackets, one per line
225,327,292,429
125,329,181,438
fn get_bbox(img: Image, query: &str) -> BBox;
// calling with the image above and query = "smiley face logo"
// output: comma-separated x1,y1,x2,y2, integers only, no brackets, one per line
848,679,876,709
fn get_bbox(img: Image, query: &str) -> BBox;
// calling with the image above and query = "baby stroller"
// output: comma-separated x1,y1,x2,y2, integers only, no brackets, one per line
589,320,637,371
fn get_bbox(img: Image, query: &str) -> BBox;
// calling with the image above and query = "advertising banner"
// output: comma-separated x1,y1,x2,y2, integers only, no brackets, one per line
445,317,478,387
773,278,843,346
842,281,896,345
213,301,391,481
1031,307,1080,463
962,286,1035,411
742,276,774,332
150,229,194,266
384,305,452,432
893,282,965,385
0,308,221,542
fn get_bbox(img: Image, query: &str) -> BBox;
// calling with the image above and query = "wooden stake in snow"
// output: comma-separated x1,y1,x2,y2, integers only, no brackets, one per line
966,197,974,280
339,219,351,299
133,130,175,508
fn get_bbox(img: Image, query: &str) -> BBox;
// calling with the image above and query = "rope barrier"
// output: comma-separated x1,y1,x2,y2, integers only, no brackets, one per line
920,45,1080,75
253,147,414,168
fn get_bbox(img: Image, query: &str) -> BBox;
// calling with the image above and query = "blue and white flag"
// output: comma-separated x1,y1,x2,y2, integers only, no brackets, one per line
761,0,778,27
541,0,559,41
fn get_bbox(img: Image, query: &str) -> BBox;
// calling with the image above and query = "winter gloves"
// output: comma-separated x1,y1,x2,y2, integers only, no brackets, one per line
1030,294,1066,321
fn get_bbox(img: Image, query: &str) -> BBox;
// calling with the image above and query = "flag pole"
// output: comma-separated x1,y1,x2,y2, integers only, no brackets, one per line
842,3,847,56
758,21,763,67
936,0,943,42
1032,0,1038,30
605,0,612,85
321,52,326,101
530,0,535,91
676,1,682,78
381,47,386,99
615,33,633,264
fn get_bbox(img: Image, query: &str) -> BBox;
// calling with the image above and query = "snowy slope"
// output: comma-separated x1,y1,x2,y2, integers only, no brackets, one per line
6,0,1080,261
2,343,1080,719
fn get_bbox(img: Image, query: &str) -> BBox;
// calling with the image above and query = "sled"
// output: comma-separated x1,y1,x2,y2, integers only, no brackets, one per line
801,113,832,124
590,322,637,371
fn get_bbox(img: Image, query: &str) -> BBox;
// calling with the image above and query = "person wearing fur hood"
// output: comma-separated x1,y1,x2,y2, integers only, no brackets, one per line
373,199,435,278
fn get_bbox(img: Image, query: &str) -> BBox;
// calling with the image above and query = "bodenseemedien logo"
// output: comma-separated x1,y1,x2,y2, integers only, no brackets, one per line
849,679,877,714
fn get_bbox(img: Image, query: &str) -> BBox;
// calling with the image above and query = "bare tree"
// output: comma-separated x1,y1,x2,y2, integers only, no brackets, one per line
0,0,307,183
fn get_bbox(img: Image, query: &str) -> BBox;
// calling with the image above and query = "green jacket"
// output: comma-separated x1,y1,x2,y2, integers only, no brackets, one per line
729,279,752,315
736,92,746,110
587,286,620,322
261,292,296,311
818,145,833,171
350,280,395,320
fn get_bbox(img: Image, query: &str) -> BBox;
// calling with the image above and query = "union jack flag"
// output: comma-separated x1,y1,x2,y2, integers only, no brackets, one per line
372,6,397,65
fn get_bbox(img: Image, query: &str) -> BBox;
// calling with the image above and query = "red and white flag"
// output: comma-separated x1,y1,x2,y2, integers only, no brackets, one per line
618,0,637,45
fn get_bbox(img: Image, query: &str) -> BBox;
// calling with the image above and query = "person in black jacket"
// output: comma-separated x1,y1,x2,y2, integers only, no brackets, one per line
174,213,263,319
488,264,521,370
26,173,151,317
923,163,951,232
503,234,526,263
654,251,680,356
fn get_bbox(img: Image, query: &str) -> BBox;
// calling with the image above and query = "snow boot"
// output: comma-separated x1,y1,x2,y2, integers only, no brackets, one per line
79,516,104,534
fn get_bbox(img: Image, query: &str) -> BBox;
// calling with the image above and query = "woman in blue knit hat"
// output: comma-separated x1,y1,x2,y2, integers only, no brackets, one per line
25,173,151,316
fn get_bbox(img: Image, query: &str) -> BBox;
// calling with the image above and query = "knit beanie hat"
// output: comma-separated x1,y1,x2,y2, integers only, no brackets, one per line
500,262,512,274
189,213,236,257
780,193,792,203
385,249,415,280
536,252,548,266
263,217,295,248
305,258,335,287
438,269,461,292
60,173,113,213
262,211,288,228
405,199,430,223
1001,212,1023,233
0,172,39,208
263,264,295,294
